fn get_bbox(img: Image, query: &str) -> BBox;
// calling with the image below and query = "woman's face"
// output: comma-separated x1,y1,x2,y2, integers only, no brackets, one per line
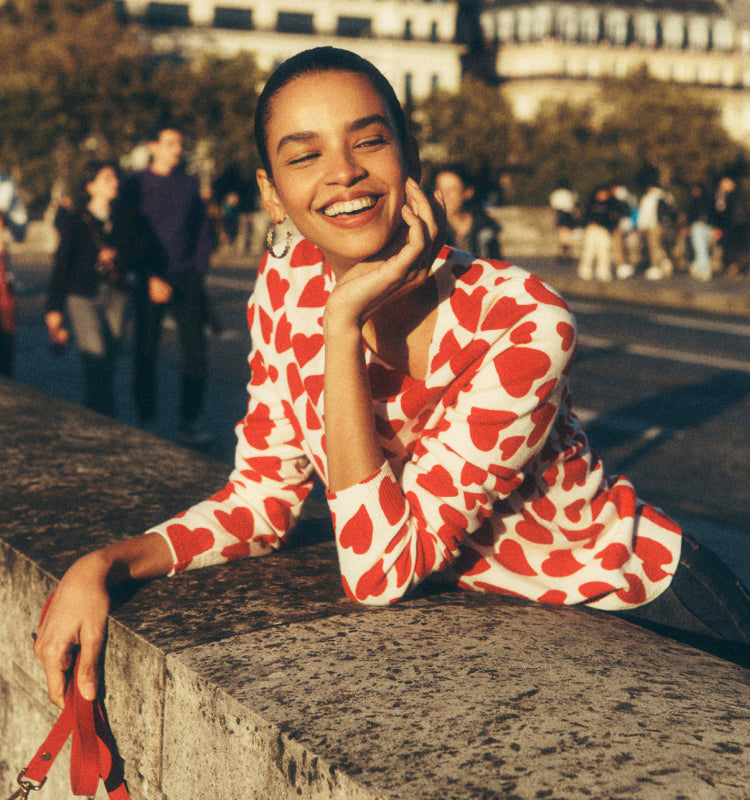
257,70,413,276
87,166,119,203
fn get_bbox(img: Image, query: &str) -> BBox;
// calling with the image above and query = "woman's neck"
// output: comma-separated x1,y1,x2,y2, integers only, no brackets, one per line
363,275,439,380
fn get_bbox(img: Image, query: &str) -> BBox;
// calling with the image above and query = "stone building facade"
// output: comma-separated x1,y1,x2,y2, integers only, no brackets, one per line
482,1,750,146
118,0,750,146
118,0,465,104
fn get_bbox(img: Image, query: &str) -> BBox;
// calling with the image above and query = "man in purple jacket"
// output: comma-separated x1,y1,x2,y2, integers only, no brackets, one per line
121,123,213,444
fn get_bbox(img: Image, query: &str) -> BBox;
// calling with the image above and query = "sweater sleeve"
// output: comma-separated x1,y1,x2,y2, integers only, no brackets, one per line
46,214,77,313
327,274,576,605
146,280,317,574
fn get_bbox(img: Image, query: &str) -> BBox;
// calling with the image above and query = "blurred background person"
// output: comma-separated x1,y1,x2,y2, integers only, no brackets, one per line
0,172,28,377
549,178,579,265
120,122,214,444
45,161,138,416
637,173,675,281
713,172,750,278
434,163,502,259
610,182,636,279
221,191,241,249
577,185,621,282
685,182,714,282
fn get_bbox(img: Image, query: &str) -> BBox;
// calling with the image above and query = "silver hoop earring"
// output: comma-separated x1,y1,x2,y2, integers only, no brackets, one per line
266,223,293,259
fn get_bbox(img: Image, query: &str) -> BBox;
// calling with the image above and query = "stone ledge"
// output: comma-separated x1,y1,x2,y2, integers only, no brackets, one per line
2,379,750,800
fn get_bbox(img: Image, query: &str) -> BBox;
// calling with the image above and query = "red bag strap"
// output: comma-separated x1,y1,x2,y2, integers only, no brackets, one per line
11,595,131,799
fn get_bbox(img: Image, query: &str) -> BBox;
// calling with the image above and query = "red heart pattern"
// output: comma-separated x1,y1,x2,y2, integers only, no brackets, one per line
266,268,290,311
154,241,681,616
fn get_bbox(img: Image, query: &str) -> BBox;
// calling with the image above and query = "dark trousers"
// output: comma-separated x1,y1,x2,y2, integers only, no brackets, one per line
133,271,207,425
0,332,13,378
619,534,750,666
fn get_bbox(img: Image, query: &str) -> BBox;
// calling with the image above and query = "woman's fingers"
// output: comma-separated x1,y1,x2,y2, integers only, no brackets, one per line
328,178,447,323
35,634,75,708
32,558,111,707
77,624,105,701
35,624,103,707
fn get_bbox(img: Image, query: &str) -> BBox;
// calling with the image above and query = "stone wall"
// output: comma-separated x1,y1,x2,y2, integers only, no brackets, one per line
3,380,750,799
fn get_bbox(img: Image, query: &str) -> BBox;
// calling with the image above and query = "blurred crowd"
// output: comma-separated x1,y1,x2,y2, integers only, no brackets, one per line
0,125,257,444
550,165,750,284
3,150,750,433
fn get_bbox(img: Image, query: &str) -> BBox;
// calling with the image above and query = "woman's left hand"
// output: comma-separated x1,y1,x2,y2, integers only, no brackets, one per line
326,178,446,328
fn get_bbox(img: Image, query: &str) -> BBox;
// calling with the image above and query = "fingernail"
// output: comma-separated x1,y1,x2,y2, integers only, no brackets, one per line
81,682,96,700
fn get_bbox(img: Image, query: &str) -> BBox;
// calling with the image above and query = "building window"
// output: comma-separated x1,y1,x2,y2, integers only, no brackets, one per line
337,16,372,38
431,74,439,91
430,21,439,42
404,19,412,40
214,7,253,31
144,2,190,27
277,12,314,35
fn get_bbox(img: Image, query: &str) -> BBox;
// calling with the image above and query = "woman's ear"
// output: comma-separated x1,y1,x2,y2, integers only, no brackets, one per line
405,136,421,183
256,169,286,223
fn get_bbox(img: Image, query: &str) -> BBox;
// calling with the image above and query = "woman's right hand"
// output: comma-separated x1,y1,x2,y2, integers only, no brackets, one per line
325,178,445,328
33,533,173,708
33,551,112,707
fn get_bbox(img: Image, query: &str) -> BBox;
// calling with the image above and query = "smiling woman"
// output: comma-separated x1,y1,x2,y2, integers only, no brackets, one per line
33,46,750,713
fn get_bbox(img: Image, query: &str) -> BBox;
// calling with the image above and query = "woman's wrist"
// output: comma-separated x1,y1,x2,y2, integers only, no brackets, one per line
323,303,365,343
74,532,172,592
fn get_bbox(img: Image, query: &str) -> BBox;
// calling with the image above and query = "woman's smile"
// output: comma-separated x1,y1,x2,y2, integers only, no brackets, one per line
321,193,381,219
257,71,411,278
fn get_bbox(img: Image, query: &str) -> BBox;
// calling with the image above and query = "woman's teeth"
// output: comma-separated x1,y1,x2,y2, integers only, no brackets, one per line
323,196,376,217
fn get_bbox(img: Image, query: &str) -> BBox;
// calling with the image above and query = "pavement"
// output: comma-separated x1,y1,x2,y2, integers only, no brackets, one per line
10,244,750,469
512,254,750,318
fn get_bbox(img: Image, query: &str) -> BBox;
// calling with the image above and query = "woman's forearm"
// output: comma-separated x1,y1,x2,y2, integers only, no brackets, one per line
323,318,384,493
35,532,174,706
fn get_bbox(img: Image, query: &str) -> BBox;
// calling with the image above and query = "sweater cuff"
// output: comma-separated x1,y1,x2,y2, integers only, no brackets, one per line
325,460,404,521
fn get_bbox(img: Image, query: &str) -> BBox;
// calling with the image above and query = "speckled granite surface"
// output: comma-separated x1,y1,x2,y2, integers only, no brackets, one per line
2,379,750,800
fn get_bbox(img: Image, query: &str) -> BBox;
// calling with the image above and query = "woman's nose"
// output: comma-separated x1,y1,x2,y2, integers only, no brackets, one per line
326,149,366,185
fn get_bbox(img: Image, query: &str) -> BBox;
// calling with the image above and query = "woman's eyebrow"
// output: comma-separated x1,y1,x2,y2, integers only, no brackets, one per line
276,131,318,154
276,115,392,154
349,114,392,133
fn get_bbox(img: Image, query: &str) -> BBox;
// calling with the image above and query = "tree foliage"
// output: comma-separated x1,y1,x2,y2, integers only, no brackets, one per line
416,66,746,207
414,74,521,200
0,0,264,214
1,1,747,215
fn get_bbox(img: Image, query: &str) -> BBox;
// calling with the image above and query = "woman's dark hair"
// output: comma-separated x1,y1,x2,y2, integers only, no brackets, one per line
254,47,409,176
75,160,118,209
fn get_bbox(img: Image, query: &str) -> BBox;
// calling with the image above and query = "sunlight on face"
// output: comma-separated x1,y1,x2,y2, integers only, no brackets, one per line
258,71,410,277
149,129,183,174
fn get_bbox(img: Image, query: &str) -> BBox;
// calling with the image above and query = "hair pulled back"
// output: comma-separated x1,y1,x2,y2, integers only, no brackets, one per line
254,47,409,176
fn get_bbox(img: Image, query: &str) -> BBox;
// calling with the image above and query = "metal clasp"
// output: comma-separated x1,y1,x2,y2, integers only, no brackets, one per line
4,769,46,800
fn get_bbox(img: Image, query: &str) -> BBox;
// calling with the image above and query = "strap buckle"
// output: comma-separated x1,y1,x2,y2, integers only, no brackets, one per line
5,769,46,800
